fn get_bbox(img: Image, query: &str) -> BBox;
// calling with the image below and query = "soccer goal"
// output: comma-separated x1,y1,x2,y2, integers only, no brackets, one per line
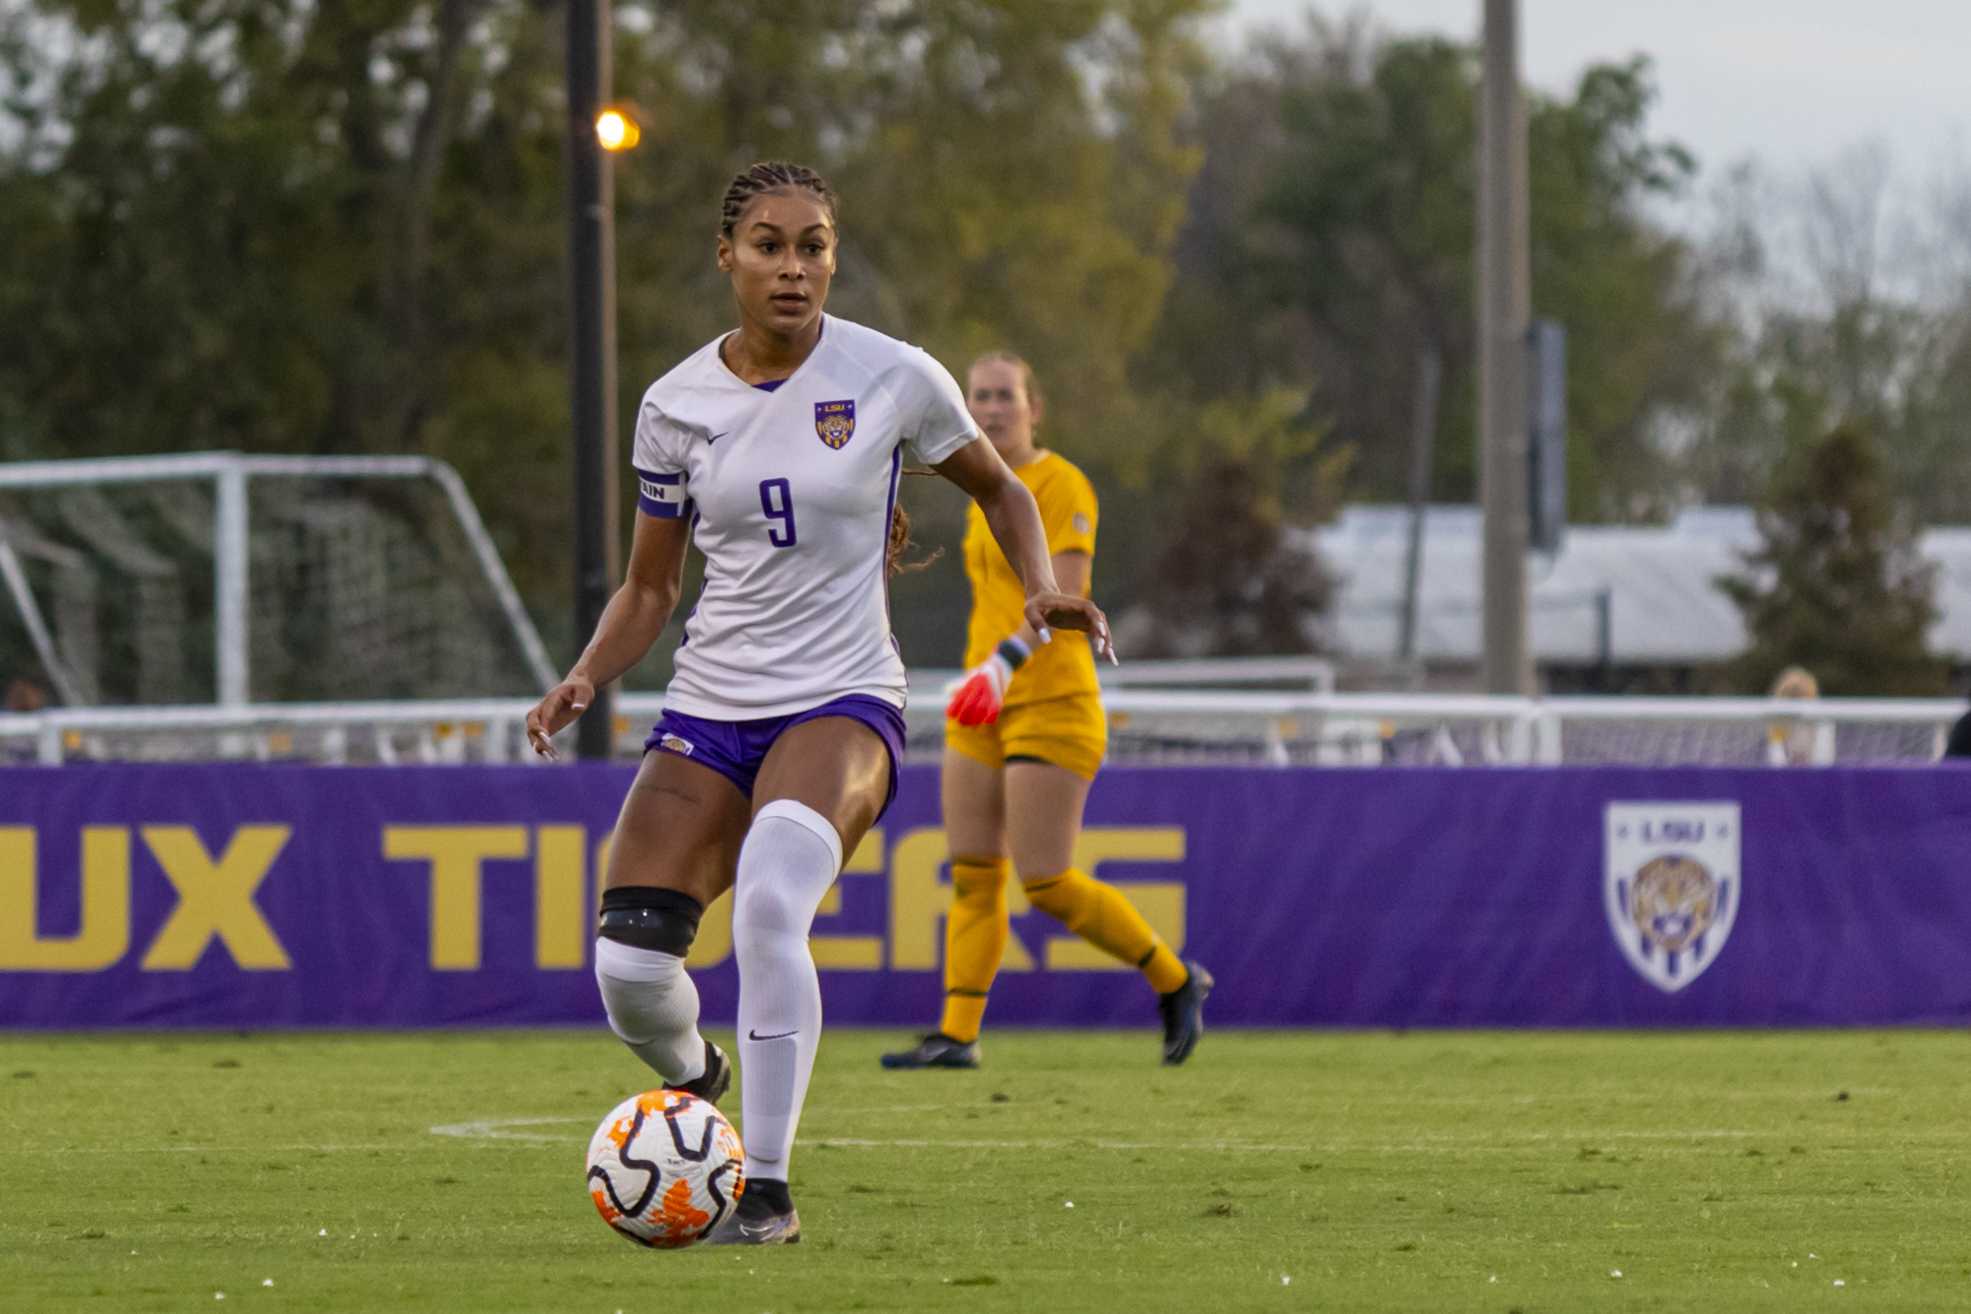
0,453,555,708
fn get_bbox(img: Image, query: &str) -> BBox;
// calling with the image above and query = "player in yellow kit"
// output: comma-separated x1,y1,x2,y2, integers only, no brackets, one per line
882,352,1211,1070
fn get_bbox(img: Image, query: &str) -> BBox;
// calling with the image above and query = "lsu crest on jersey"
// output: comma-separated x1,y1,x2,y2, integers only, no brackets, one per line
632,316,978,721
814,400,856,449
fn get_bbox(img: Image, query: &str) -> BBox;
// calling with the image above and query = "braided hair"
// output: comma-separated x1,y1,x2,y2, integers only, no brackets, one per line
719,161,838,237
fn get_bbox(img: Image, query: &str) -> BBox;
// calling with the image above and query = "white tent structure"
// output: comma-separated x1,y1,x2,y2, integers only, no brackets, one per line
1307,505,1971,673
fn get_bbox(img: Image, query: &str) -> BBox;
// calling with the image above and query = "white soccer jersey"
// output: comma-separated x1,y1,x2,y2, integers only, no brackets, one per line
633,315,979,720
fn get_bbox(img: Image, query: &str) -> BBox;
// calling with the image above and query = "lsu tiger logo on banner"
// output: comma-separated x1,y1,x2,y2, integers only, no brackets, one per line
1604,801,1741,993
814,399,855,449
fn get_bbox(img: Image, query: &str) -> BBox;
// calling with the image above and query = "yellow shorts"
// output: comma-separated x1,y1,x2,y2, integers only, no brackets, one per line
945,695,1107,781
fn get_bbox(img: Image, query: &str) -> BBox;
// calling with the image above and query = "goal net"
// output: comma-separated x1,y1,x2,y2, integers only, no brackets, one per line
0,455,554,708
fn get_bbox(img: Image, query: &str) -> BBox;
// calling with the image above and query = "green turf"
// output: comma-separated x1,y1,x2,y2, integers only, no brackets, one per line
3,1029,1970,1312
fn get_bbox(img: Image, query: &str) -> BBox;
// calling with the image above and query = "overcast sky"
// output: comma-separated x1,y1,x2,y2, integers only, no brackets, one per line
1218,1,1971,179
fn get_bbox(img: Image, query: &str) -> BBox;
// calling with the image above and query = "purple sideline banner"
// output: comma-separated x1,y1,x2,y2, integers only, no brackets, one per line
4,764,1971,1029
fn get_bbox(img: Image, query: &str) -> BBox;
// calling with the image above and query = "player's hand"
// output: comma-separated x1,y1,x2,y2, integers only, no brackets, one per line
945,654,1015,727
526,674,595,760
1024,592,1118,665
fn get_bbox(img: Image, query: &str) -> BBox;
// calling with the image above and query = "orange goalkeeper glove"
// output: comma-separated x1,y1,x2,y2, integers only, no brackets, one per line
944,637,1032,727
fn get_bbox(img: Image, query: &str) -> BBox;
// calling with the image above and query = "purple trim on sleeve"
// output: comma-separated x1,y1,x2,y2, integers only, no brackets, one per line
882,446,901,553
878,446,902,624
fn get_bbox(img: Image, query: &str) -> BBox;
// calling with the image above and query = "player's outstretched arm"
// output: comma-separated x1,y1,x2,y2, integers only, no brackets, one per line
933,438,1115,662
526,512,691,758
944,548,1096,726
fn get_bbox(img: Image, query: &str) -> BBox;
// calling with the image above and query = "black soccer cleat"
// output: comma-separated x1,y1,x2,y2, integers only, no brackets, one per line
1157,962,1213,1065
878,1032,981,1070
707,1178,801,1246
673,1038,731,1106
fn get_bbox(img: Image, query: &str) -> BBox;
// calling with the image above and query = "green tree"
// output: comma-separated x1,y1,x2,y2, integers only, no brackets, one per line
1110,387,1346,656
1681,150,1971,524
1119,455,1335,658
597,0,1219,666
0,0,1217,675
1143,16,1724,521
0,0,500,463
1717,424,1945,695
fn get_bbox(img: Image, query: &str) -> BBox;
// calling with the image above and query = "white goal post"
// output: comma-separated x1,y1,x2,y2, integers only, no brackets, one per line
0,452,556,706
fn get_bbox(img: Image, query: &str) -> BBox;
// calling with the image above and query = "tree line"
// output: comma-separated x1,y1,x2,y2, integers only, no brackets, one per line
0,2,1959,692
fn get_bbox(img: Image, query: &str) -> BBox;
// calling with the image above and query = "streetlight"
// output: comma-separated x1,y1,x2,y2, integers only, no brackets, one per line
567,0,620,760
595,105,641,153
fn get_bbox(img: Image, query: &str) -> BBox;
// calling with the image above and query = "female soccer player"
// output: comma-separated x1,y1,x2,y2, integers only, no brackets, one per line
524,163,1112,1246
880,353,1210,1073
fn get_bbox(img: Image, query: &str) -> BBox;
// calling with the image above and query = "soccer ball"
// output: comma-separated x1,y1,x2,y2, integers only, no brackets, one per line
585,1089,745,1248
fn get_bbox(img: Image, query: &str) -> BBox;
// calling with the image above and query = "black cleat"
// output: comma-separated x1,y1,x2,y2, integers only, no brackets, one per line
708,1179,801,1246
673,1038,731,1106
1157,962,1213,1065
879,1032,981,1070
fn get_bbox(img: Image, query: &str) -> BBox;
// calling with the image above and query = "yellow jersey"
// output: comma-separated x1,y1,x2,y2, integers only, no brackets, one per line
961,451,1100,708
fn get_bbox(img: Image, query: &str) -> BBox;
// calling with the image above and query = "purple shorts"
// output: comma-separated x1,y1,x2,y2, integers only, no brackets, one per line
643,694,908,819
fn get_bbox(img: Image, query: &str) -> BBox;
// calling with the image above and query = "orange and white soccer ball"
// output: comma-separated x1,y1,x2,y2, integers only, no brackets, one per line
585,1089,745,1248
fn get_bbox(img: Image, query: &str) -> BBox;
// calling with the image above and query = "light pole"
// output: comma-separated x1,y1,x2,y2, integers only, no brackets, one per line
1477,0,1532,694
566,0,628,758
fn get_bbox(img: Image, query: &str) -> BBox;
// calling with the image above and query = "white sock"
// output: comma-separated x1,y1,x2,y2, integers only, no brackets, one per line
594,937,707,1085
734,799,843,1184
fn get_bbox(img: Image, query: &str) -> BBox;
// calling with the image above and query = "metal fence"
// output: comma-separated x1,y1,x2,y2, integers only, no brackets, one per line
2,685,1961,767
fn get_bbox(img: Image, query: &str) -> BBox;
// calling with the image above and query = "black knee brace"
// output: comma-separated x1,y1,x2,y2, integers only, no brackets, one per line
597,886,704,957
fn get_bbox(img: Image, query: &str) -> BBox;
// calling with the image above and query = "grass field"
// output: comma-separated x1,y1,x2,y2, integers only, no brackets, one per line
4,1029,1970,1312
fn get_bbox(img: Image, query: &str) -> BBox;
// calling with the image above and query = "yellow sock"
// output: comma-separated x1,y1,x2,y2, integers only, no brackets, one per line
1023,867,1189,995
938,857,1009,1043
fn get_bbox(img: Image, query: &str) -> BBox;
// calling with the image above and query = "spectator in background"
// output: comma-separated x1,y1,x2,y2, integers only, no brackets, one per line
1766,666,1822,766
1943,701,1971,759
3,676,48,764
